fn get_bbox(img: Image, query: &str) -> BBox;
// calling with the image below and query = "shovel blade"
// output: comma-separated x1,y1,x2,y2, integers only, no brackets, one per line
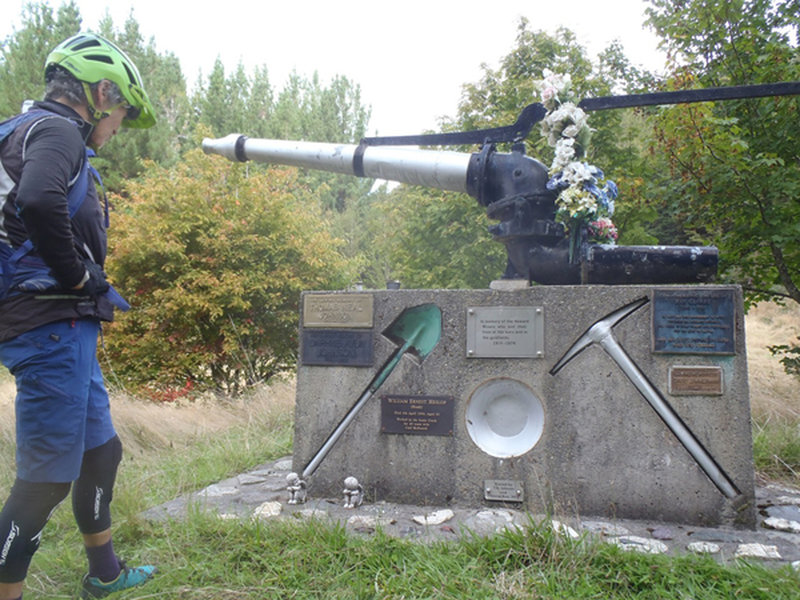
383,303,442,361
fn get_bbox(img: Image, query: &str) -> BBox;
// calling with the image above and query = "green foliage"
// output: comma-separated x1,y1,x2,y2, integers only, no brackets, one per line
372,186,506,289
104,145,355,395
192,63,373,215
768,338,800,380
438,19,663,270
644,0,800,306
0,1,82,117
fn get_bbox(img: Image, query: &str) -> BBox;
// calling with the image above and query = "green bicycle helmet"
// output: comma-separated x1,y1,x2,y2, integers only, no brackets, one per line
45,33,156,129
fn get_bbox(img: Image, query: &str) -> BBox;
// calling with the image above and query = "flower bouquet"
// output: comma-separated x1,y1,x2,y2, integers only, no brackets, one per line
533,70,618,261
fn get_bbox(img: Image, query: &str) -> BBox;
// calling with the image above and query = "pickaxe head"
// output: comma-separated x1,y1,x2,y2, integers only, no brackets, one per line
549,297,648,375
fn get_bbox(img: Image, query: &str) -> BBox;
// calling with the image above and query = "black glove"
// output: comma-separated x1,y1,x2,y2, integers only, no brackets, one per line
79,261,110,296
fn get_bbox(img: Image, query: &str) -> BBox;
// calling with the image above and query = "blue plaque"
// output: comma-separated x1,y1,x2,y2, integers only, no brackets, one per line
652,289,735,354
301,329,373,366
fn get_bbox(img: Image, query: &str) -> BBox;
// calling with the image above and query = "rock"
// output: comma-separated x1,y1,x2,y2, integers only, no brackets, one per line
273,459,293,471
689,530,743,544
463,510,516,536
611,536,668,554
197,484,239,498
237,473,270,485
735,543,781,560
687,541,720,554
650,526,674,540
296,508,328,520
253,501,282,519
581,521,630,536
775,495,800,506
551,520,579,539
412,509,455,526
346,515,395,532
762,517,800,534
763,505,800,522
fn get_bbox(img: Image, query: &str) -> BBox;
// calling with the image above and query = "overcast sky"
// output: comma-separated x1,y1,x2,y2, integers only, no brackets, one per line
2,0,667,136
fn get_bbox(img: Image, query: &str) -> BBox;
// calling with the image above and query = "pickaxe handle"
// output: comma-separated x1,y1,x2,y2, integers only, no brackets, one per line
600,335,740,499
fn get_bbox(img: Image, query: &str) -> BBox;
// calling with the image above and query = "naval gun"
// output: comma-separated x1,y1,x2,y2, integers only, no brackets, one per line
202,82,800,285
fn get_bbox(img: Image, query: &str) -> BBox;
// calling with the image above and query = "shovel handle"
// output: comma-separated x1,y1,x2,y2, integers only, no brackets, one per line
301,340,412,479
302,387,374,479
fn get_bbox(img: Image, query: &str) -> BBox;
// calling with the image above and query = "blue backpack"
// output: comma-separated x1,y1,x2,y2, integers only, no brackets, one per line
0,109,129,310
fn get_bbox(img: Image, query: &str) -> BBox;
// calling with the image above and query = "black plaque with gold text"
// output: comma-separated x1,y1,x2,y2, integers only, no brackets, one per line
301,329,373,366
380,395,455,436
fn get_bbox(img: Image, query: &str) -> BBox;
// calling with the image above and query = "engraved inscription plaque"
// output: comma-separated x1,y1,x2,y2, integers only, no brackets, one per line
301,329,373,366
303,294,373,328
652,289,735,354
466,306,544,358
669,366,723,395
380,395,454,436
484,479,524,502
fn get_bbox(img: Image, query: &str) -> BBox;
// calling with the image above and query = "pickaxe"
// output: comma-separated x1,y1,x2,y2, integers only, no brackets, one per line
302,303,442,479
549,297,740,499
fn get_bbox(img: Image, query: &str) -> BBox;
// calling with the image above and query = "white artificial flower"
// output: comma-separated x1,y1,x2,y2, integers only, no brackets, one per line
551,138,576,172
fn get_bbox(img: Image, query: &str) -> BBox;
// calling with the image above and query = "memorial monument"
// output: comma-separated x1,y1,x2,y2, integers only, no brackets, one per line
203,79,799,528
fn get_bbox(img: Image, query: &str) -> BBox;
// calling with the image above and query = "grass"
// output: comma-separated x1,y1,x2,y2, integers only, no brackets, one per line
753,417,800,481
5,382,796,599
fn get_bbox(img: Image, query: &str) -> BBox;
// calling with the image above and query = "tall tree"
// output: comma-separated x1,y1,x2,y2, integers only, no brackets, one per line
0,1,82,116
95,11,190,187
645,0,800,305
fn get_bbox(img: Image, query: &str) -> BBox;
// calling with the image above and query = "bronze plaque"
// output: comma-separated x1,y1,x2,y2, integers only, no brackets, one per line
303,293,373,328
380,395,454,436
301,329,373,366
484,479,524,502
669,366,723,395
466,306,544,358
652,289,735,354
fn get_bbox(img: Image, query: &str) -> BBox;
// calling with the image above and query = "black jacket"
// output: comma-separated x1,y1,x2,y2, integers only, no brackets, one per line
0,100,114,342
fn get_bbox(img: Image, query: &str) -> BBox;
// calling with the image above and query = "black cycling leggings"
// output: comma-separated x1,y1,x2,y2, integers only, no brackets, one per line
0,435,122,582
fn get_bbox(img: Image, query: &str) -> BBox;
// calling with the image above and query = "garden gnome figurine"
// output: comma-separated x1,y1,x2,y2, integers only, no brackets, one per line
286,472,307,505
343,476,363,508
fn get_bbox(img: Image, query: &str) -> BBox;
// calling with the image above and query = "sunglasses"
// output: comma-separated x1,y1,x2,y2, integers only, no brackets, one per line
125,104,141,121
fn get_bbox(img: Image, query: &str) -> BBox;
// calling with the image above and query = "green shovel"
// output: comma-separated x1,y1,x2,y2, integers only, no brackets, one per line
302,303,442,479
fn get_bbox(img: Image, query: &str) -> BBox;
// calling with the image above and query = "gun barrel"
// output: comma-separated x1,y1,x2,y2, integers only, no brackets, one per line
202,135,471,194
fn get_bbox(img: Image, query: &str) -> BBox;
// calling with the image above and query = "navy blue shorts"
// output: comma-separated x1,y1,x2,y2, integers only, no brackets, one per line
0,319,116,483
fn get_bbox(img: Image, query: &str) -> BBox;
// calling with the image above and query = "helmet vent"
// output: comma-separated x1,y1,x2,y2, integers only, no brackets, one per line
71,38,101,51
122,63,137,86
86,54,114,65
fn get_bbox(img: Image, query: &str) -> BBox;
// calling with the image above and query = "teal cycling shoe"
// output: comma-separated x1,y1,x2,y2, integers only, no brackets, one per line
81,562,156,598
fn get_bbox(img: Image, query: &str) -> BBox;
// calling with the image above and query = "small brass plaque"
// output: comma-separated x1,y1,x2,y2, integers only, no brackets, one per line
669,366,723,395
466,306,544,358
380,395,454,436
484,479,524,502
303,294,373,328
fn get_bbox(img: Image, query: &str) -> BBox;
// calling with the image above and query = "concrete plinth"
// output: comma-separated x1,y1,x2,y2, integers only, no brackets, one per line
293,285,755,527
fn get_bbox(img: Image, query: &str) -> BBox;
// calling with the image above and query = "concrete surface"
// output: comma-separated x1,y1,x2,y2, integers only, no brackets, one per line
294,286,755,527
144,456,800,570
